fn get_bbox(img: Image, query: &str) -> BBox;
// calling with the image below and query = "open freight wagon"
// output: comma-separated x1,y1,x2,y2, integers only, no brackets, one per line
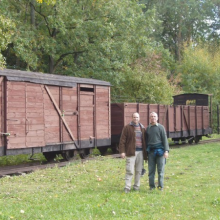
111,101,212,146
0,69,111,160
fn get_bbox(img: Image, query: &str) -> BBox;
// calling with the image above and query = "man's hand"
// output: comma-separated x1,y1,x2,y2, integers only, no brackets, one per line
164,151,169,159
121,153,126,159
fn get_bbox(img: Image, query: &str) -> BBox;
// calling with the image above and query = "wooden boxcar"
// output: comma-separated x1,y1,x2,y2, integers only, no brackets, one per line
111,101,212,145
0,69,111,160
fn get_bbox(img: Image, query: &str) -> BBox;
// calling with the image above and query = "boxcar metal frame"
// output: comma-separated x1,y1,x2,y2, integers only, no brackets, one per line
0,69,111,160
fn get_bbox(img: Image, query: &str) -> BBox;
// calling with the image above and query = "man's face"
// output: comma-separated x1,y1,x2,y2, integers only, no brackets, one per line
150,113,158,125
132,113,140,125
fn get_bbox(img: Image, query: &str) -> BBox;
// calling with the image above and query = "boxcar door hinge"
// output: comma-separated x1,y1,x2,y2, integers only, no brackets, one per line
0,132,10,136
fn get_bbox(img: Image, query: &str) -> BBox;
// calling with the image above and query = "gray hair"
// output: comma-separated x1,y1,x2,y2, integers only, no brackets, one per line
150,112,158,118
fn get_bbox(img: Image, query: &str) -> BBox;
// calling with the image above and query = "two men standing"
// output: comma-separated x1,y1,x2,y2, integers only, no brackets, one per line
119,112,169,192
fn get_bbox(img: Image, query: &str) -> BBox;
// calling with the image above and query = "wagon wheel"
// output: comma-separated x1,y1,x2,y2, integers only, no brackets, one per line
62,150,75,161
79,148,91,159
111,147,119,154
98,147,108,156
181,138,186,144
194,136,200,144
43,152,57,162
111,144,119,154
172,138,181,145
188,138,194,144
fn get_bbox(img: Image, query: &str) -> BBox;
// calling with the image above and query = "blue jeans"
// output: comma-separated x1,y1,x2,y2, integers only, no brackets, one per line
148,150,165,188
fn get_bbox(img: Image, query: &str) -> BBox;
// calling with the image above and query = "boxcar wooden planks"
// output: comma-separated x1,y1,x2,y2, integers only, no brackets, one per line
26,83,45,148
96,86,110,140
62,87,78,143
7,81,26,149
79,85,94,144
0,77,3,150
6,82,45,149
44,86,60,144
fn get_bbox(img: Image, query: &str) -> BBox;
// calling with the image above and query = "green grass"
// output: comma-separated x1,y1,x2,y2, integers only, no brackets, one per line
0,147,103,167
0,143,220,220
202,133,220,140
0,153,46,166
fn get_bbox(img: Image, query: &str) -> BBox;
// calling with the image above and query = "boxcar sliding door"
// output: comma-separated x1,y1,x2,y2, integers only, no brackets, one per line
6,81,45,150
79,85,95,148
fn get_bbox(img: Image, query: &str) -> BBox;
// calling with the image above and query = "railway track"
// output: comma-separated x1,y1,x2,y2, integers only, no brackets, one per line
1,138,220,178
170,138,220,148
199,138,220,144
0,154,121,178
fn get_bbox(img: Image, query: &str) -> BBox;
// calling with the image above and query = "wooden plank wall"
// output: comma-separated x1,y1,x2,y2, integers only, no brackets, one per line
0,77,4,148
43,86,60,144
5,80,111,150
7,82,45,149
174,106,181,133
96,86,110,139
62,87,78,142
7,81,26,149
111,103,124,136
203,106,210,129
26,83,45,147
79,88,94,140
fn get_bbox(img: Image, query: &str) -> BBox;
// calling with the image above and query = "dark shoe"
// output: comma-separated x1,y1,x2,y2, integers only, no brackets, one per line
133,188,139,192
141,169,146,176
124,188,130,193
150,187,155,190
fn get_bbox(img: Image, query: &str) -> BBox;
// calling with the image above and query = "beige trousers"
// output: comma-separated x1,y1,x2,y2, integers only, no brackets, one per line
125,151,143,190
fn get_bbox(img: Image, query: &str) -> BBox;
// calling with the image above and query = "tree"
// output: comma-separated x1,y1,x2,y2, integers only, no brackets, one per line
112,47,175,104
1,0,150,75
178,44,220,132
178,45,220,96
140,0,218,61
0,15,14,68
1,0,176,103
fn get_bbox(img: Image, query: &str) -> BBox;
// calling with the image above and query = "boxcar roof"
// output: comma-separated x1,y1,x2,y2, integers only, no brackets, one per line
173,93,212,97
0,69,111,87
173,93,212,106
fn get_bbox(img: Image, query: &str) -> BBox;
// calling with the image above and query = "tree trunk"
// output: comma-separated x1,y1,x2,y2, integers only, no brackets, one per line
49,55,54,74
176,19,182,61
30,0,35,28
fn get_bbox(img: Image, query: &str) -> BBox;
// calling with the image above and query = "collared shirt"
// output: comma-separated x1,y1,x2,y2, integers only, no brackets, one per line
148,122,159,128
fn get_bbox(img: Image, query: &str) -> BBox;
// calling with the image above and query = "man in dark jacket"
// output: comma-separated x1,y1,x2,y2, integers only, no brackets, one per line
119,112,147,193
146,112,169,191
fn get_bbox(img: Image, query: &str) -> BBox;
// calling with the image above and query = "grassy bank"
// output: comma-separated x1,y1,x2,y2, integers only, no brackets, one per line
0,143,220,220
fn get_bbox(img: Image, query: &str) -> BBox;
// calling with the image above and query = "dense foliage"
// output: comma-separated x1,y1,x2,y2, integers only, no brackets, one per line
1,0,220,106
0,15,14,68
